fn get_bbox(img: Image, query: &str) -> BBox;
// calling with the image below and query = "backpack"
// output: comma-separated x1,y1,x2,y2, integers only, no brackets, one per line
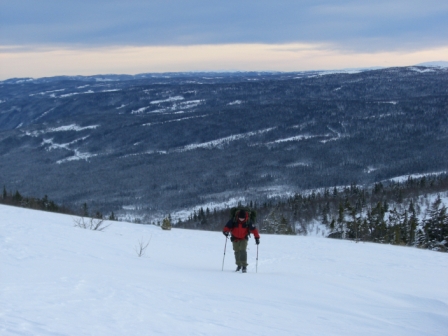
230,207,257,223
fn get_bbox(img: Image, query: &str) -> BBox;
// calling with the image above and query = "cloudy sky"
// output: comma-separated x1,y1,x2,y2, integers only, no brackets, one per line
1,0,447,79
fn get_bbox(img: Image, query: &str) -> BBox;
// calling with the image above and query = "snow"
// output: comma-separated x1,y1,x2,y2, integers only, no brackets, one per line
150,96,184,104
170,196,247,222
48,124,99,132
33,108,55,122
101,89,121,93
379,101,398,105
177,127,276,152
29,89,65,97
287,162,310,168
56,150,98,164
59,90,94,98
270,134,316,143
131,106,150,114
1,204,446,336
37,136,97,164
26,124,99,137
416,61,448,68
387,171,447,183
409,67,435,73
41,136,89,151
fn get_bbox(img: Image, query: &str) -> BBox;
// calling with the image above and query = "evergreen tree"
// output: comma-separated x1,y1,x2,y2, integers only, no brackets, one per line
81,203,89,217
408,200,419,246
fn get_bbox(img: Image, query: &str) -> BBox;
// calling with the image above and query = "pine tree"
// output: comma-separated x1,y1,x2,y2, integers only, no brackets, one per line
408,201,419,246
162,217,172,230
109,212,117,221
424,196,448,250
81,203,89,217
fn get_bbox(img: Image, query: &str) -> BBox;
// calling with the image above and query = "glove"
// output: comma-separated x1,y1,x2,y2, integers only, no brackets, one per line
255,238,260,245
223,231,229,237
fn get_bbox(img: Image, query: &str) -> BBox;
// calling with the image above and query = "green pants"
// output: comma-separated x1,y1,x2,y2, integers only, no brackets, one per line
232,239,248,267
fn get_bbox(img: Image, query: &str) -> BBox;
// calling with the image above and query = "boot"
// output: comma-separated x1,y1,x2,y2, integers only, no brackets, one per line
242,266,247,273
235,266,241,272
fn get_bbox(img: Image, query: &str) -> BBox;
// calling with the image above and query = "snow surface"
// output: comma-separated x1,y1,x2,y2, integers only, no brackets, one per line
1,204,447,336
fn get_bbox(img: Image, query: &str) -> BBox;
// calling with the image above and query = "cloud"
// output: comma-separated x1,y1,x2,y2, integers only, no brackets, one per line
1,43,448,80
1,0,447,52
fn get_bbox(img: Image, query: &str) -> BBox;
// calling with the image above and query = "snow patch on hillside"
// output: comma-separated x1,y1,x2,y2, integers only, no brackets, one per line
142,114,208,127
59,90,94,98
177,127,276,152
29,89,65,97
270,134,318,143
409,67,435,73
386,171,447,183
150,96,184,104
41,136,89,151
49,124,99,132
56,150,98,164
416,61,448,68
27,124,99,136
287,162,310,168
131,106,150,114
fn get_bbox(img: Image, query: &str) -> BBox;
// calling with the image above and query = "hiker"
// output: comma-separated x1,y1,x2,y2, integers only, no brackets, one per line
223,209,260,273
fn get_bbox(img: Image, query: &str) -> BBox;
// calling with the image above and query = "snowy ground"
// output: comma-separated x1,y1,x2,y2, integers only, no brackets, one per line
1,204,447,336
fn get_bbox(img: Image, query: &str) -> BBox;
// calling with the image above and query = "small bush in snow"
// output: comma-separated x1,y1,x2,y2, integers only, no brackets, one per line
73,216,111,231
135,236,151,257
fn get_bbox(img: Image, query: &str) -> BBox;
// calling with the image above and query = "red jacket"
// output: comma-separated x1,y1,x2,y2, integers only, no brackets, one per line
223,213,260,241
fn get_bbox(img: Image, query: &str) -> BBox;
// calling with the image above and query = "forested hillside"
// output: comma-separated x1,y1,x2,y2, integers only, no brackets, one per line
1,66,447,218
179,174,448,251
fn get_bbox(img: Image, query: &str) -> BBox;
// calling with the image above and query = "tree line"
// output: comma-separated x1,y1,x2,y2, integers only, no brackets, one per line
178,174,448,252
0,186,118,220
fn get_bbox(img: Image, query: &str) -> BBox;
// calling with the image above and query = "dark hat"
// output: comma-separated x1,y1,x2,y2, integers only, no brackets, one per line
238,210,246,219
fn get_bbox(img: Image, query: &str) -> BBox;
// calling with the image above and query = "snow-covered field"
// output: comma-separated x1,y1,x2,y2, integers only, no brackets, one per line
1,204,447,336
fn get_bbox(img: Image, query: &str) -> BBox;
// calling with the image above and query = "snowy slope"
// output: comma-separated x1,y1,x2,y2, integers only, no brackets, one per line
1,205,447,336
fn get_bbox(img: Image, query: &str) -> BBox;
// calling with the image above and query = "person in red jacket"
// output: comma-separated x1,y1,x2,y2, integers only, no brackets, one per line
223,209,260,273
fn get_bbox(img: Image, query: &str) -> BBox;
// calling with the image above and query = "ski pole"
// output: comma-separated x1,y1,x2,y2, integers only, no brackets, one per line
221,236,228,271
256,244,259,273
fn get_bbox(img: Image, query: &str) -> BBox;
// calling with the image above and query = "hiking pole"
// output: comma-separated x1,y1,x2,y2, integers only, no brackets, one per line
221,236,228,271
256,244,259,273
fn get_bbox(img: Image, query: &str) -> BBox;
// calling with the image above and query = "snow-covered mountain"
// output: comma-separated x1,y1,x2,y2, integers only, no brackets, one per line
416,61,448,68
1,204,447,335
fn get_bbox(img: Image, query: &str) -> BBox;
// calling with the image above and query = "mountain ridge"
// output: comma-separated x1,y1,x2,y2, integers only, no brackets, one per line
0,66,447,217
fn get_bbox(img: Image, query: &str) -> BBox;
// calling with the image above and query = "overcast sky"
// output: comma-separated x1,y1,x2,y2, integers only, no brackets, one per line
1,0,447,79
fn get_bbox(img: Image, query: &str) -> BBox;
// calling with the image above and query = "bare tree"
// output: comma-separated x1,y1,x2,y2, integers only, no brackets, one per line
135,236,152,257
73,216,111,231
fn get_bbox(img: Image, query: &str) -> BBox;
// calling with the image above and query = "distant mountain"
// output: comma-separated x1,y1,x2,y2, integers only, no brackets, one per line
416,61,448,68
0,66,447,218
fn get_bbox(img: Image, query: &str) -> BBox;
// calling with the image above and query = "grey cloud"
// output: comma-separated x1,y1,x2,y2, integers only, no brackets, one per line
1,0,447,52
